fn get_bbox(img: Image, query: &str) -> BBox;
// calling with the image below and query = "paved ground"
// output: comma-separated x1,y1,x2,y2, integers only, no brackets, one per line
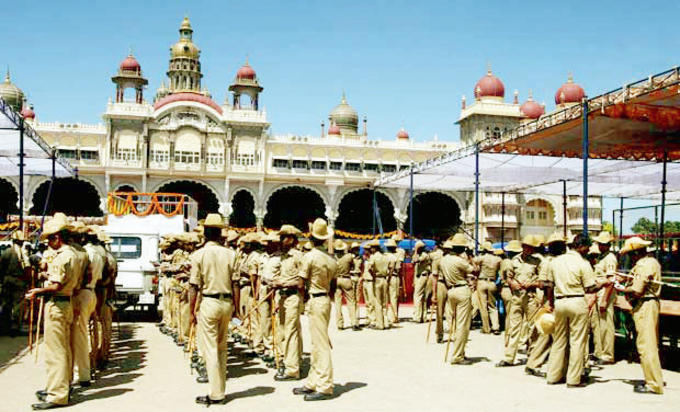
1,307,678,412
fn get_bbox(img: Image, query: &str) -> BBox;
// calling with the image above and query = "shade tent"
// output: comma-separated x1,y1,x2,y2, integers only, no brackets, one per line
0,99,74,177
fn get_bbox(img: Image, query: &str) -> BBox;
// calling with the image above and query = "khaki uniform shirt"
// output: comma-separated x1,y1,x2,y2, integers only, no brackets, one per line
69,243,89,293
594,252,617,279
301,247,337,295
385,252,399,276
434,252,473,288
84,243,105,289
351,255,362,276
499,257,514,286
414,251,431,277
189,241,238,295
336,253,353,278
361,254,374,281
429,249,444,278
370,251,390,278
46,245,79,297
260,251,281,283
474,253,502,281
507,254,541,292
547,250,596,297
279,249,304,285
630,256,662,298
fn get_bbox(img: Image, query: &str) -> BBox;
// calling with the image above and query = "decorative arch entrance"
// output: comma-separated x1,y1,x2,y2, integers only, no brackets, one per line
0,178,19,223
405,192,461,240
229,189,256,228
30,178,103,217
264,186,325,230
156,180,219,220
335,189,396,234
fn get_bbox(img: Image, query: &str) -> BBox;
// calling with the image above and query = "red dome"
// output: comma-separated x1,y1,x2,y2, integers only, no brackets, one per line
154,92,223,114
21,105,35,119
555,76,585,105
520,99,544,119
328,123,341,135
396,129,409,139
120,55,141,71
237,63,256,80
474,70,505,99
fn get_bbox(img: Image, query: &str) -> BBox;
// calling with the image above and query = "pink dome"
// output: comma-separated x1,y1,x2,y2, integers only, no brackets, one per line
520,97,544,119
237,63,256,80
555,75,585,105
120,55,141,71
20,104,35,119
396,129,409,139
328,123,341,135
154,92,223,114
474,70,505,99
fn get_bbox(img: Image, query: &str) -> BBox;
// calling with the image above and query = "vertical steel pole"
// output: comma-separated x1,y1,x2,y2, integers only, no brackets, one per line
501,192,505,249
474,143,480,254
660,154,668,259
19,117,24,232
581,98,589,236
409,168,414,248
372,188,376,237
562,180,568,237
619,197,624,248
654,205,659,259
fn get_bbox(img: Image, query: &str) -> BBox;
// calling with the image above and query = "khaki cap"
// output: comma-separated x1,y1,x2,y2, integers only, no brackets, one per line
303,241,313,250
309,218,333,240
333,239,348,251
493,249,505,256
391,234,402,241
203,213,225,228
534,234,546,246
442,240,454,249
414,240,426,251
279,224,302,237
481,241,495,253
566,234,576,245
227,230,240,242
588,243,600,255
534,307,556,335
385,239,398,248
620,236,652,254
505,240,523,253
593,231,614,244
449,233,468,248
368,239,381,248
350,242,360,250
40,219,70,241
69,220,88,234
546,232,566,245
522,235,542,248
10,230,26,241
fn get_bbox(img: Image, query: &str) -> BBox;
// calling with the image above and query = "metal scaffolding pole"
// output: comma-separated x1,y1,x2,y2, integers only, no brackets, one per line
372,188,377,237
660,153,668,255
19,117,24,232
409,168,414,249
501,192,505,249
619,197,624,248
562,180,567,237
581,98,589,236
474,143,480,254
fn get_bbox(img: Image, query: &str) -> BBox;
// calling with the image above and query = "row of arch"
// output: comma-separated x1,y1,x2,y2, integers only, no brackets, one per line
0,176,462,237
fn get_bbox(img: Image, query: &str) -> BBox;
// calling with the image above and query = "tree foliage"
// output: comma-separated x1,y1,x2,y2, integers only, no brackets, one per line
631,217,680,234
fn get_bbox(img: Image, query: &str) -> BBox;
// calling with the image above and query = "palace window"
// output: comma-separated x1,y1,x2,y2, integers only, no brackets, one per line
292,160,309,170
175,150,200,164
79,150,99,161
345,162,362,172
273,158,290,168
311,161,327,170
382,164,397,173
59,149,78,159
207,151,225,166
399,165,411,171
151,150,169,164
235,153,255,166
117,148,138,161
329,161,343,171
364,163,380,172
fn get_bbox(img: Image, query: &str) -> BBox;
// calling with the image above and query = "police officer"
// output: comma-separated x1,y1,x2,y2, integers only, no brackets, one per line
333,240,358,330
473,241,502,334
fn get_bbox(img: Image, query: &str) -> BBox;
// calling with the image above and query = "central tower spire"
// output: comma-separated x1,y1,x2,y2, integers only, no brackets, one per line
167,16,204,94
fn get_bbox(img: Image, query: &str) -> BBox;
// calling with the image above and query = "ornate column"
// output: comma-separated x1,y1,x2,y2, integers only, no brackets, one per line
219,202,233,218
394,209,407,236
254,209,266,231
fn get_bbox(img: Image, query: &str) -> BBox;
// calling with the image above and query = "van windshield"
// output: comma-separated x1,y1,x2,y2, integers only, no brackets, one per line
110,236,142,260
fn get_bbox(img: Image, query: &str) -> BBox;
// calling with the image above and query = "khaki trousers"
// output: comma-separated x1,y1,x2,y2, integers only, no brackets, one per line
304,296,333,395
334,277,357,329
526,332,552,370
412,275,430,322
447,286,472,363
44,299,74,405
387,276,400,325
502,293,539,364
180,289,191,343
362,280,375,326
500,286,513,346
162,276,172,325
239,284,252,333
197,296,234,401
373,278,388,329
477,280,500,333
546,297,589,385
597,297,616,362
435,281,449,336
253,287,272,354
71,289,97,382
633,299,663,394
100,303,113,362
277,293,302,378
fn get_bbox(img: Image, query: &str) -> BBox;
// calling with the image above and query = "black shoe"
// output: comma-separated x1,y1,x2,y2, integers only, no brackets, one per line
31,402,66,410
525,367,546,378
195,395,228,405
262,355,274,363
594,358,614,366
452,358,474,365
304,392,333,401
79,380,91,388
274,373,299,381
352,325,361,331
293,387,315,395
634,385,661,394
567,382,586,388
492,330,501,335
495,360,513,367
436,334,443,344
196,375,208,384
547,378,566,385
35,390,47,402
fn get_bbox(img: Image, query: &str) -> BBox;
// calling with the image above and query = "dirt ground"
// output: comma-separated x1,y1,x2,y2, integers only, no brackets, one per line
0,306,678,412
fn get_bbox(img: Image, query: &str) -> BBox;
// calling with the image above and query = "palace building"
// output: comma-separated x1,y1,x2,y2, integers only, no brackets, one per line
0,17,601,240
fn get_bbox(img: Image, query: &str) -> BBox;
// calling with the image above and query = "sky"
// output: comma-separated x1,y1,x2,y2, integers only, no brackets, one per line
3,0,678,230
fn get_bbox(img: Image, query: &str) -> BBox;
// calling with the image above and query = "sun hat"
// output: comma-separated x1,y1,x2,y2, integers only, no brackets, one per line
203,213,225,228
308,218,334,240
620,236,652,254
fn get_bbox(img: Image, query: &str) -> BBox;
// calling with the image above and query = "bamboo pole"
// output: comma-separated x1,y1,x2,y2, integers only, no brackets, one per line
34,297,44,364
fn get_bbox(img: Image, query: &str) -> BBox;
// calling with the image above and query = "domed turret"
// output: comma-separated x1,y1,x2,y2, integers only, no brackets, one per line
120,54,141,72
229,58,263,110
167,16,203,94
396,127,409,140
328,123,341,136
236,61,256,80
0,69,25,112
20,102,35,121
329,92,358,136
520,91,545,119
555,74,585,106
474,68,505,101
170,17,200,59
112,52,148,103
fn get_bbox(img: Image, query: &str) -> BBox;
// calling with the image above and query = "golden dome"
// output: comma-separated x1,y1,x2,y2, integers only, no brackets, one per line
0,69,25,112
170,41,200,59
180,16,192,32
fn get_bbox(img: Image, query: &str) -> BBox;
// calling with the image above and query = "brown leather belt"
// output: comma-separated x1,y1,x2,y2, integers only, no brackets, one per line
310,292,328,298
203,293,232,299
556,294,584,299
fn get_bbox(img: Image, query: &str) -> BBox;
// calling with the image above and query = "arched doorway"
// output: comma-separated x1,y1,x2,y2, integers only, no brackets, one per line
405,192,461,240
30,178,103,217
115,184,136,193
0,178,19,223
156,180,219,220
230,190,256,228
335,189,396,234
264,186,325,230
